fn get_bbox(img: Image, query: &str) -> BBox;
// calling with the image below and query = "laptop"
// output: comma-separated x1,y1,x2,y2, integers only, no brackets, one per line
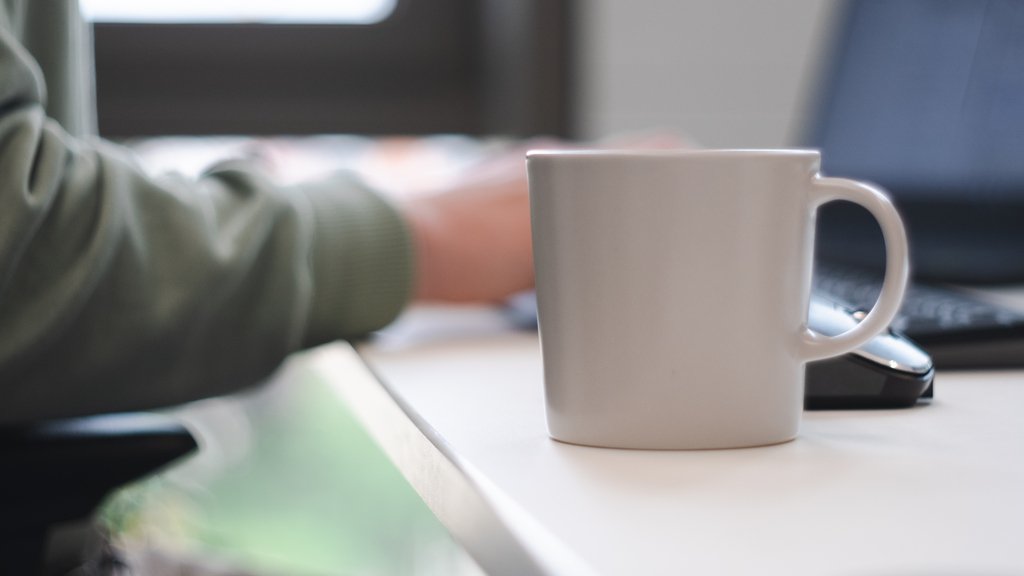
810,0,1024,284
805,0,1024,368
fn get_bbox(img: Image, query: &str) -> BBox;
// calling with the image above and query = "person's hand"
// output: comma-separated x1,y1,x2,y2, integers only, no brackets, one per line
401,132,690,302
401,150,536,302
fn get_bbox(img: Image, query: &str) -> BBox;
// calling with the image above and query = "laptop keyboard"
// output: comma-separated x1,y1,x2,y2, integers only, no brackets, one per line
813,261,1024,347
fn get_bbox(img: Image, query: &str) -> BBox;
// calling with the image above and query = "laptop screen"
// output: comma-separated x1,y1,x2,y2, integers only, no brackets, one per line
813,0,1024,201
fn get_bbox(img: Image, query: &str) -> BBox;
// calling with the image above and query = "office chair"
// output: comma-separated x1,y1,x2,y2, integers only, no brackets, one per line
0,412,197,575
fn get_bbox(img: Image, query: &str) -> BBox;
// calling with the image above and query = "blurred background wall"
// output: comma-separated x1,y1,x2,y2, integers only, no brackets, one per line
574,0,842,147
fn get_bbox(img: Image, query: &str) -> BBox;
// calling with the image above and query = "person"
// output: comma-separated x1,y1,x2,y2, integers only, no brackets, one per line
0,3,543,573
0,1,535,424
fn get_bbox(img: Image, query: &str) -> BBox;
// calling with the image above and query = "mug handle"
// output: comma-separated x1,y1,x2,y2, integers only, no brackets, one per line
800,176,910,362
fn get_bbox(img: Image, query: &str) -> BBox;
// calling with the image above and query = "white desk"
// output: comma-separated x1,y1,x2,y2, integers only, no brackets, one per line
307,306,1024,576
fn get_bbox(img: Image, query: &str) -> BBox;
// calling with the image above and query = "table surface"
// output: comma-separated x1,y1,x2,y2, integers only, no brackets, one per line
308,305,1024,576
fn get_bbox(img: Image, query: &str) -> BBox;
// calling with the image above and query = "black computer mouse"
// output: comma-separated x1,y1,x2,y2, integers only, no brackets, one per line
805,295,934,409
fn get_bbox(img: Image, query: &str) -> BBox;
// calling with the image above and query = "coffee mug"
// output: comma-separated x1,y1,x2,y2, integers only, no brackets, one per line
527,150,908,449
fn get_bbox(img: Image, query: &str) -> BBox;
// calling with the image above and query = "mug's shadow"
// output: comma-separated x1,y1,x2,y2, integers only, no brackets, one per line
541,412,905,496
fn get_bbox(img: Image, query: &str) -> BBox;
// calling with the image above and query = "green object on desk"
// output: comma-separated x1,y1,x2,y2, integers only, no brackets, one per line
101,359,472,576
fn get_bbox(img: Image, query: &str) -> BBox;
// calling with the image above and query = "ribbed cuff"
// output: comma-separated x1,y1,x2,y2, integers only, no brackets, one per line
301,174,414,346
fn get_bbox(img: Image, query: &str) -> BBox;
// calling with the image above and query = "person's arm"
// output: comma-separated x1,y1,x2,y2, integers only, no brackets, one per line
0,14,413,423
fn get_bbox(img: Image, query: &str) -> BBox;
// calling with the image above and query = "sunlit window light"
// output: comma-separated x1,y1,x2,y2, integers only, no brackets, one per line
79,0,398,24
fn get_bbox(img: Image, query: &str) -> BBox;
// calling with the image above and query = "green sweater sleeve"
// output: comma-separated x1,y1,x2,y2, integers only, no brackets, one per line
0,3,414,423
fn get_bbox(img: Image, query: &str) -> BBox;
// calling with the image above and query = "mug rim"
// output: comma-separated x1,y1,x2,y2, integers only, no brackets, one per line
526,148,820,159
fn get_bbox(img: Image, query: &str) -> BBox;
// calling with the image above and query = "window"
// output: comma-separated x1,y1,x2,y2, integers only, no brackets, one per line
91,0,574,139
80,0,397,24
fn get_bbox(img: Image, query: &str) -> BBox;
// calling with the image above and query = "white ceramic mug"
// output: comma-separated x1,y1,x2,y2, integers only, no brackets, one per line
527,150,908,449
